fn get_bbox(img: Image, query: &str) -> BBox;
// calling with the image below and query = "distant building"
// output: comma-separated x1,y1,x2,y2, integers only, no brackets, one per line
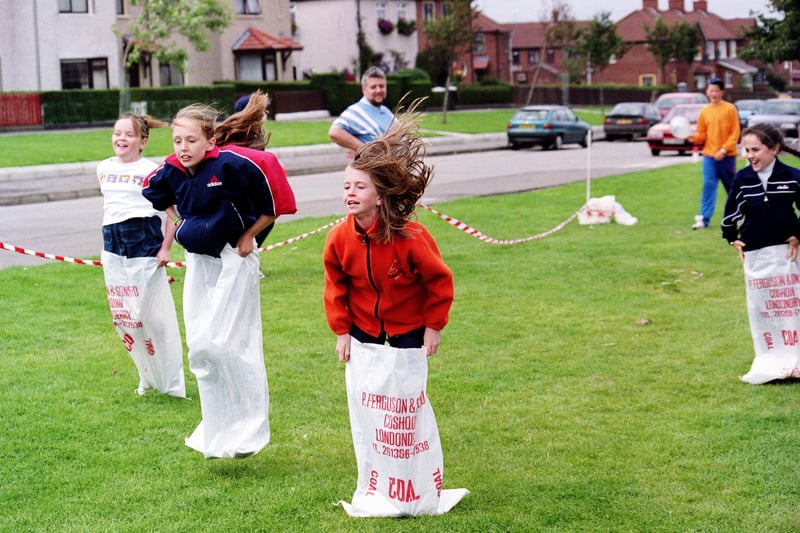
0,0,300,92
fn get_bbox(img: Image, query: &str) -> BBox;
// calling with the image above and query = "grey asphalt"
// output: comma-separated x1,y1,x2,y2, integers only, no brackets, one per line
0,132,518,206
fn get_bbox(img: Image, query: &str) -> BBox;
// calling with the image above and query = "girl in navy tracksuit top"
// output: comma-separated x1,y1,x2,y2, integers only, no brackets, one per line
721,123,800,260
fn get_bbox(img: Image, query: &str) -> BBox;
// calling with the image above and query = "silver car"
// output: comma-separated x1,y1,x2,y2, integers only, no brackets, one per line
746,98,800,138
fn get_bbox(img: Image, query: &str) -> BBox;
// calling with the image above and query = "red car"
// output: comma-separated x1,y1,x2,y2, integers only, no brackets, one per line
654,92,708,118
645,104,705,156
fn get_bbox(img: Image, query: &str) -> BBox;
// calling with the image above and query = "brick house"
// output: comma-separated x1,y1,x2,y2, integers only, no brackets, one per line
505,0,773,92
415,2,511,84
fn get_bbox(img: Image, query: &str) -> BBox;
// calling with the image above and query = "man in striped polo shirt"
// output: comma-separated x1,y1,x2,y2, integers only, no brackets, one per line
328,66,394,154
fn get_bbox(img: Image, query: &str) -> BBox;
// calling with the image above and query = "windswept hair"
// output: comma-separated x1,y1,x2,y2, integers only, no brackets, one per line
173,103,219,140
742,122,800,158
117,112,167,144
351,97,432,243
215,90,272,149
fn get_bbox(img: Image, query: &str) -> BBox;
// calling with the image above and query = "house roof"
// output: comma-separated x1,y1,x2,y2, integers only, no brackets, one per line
232,26,303,52
505,20,592,48
615,8,755,43
474,13,511,34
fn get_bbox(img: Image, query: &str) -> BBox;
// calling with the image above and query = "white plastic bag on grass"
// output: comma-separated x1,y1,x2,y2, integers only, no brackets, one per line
183,245,270,458
102,251,185,398
741,244,800,384
578,195,638,226
341,339,468,517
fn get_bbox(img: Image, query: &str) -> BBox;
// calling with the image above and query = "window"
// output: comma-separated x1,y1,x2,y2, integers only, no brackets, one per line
729,40,737,59
724,71,733,88
717,40,727,60
706,41,715,60
116,0,125,15
59,0,88,13
545,48,555,64
422,2,434,23
512,50,520,65
376,2,387,20
159,64,184,86
238,52,277,82
639,74,656,86
473,33,485,54
441,2,452,17
236,0,261,15
398,2,407,19
60,58,108,89
528,49,540,64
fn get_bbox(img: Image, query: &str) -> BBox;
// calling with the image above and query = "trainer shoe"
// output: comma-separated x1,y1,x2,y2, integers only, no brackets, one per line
692,215,707,230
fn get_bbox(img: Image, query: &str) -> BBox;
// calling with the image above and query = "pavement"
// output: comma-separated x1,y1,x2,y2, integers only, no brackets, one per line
0,131,517,207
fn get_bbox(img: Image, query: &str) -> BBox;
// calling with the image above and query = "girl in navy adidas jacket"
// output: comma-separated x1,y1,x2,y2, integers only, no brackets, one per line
721,123,800,261
142,103,278,458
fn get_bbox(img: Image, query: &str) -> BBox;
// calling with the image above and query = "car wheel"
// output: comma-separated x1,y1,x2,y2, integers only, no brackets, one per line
579,132,588,148
509,142,520,150
651,148,660,156
550,135,563,150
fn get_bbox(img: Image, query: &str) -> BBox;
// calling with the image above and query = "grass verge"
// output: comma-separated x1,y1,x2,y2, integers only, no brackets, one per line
2,162,795,532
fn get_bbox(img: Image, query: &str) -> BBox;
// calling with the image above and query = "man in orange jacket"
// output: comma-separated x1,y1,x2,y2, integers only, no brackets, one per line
688,77,741,229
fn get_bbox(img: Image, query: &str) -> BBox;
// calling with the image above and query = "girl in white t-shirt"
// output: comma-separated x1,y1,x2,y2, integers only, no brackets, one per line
98,113,185,397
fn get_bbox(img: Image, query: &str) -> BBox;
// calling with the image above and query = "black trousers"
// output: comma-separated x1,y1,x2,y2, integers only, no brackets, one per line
350,324,425,349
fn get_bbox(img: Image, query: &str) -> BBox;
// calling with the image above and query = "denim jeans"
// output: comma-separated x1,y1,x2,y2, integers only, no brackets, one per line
699,155,736,226
102,216,163,258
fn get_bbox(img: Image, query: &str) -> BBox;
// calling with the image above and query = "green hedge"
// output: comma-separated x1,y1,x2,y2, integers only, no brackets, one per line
456,84,513,106
37,77,500,128
41,89,119,127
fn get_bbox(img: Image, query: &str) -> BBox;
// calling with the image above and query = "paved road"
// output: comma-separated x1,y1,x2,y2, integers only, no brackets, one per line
0,139,691,269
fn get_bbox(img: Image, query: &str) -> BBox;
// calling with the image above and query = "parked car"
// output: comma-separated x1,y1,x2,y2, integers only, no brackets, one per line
506,105,591,150
734,99,766,130
645,103,705,156
654,92,708,118
746,98,800,138
603,102,661,141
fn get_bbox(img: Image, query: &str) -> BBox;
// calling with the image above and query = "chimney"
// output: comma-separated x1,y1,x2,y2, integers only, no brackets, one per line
643,0,658,10
668,0,684,11
693,0,708,11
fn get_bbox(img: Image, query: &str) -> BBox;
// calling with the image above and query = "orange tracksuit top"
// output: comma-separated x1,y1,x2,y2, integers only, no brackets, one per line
323,215,454,338
693,100,740,157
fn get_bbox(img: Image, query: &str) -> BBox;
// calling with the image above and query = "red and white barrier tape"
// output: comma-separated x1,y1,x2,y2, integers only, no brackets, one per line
0,242,104,266
419,203,579,244
1,204,579,267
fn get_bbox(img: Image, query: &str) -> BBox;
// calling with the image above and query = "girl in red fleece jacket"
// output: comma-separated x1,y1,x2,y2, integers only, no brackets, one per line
323,100,454,362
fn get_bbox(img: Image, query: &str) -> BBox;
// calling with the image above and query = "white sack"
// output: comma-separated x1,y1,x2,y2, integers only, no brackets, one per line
578,195,638,226
183,245,270,458
102,251,185,398
741,244,800,384
341,339,468,517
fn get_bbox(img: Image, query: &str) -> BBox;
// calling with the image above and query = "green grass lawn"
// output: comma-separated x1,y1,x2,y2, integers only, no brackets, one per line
2,161,799,531
0,108,606,168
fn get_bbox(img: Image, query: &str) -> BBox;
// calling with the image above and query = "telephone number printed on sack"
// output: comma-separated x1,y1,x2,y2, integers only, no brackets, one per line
373,439,430,459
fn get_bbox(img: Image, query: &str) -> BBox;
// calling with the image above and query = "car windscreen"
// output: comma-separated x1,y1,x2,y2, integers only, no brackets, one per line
610,103,645,115
763,102,800,115
665,106,702,122
514,110,549,121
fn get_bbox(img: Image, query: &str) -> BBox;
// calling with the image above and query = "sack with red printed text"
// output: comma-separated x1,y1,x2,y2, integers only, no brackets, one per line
340,339,468,517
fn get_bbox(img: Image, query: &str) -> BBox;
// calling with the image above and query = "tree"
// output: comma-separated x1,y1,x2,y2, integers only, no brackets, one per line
645,18,675,86
741,0,800,64
644,18,700,87
576,12,629,85
420,0,478,122
525,0,578,105
114,0,231,113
